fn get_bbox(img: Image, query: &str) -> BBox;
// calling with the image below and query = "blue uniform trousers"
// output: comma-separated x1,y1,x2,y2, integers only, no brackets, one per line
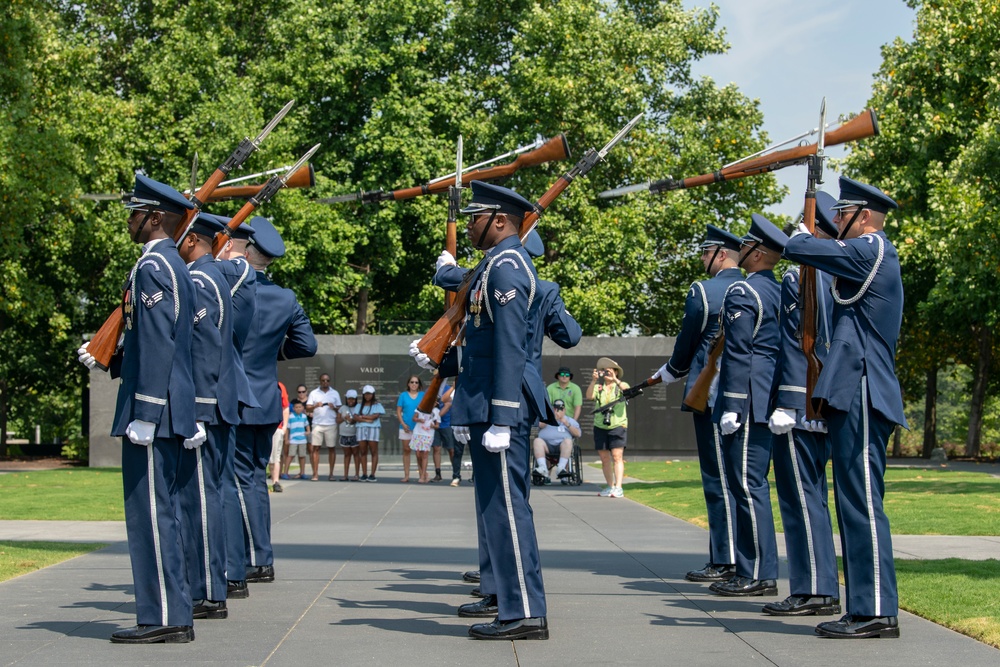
722,422,778,581
235,424,276,567
692,412,736,566
178,423,229,602
468,421,546,621
475,492,496,597
221,426,246,580
827,377,898,617
772,428,839,597
121,435,193,627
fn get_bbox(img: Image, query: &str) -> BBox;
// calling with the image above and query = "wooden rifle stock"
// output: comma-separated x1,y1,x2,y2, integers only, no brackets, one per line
799,195,824,421
654,110,879,193
202,164,315,202
682,332,724,414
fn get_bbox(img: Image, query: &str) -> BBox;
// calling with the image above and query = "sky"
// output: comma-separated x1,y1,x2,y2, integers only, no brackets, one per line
681,0,917,219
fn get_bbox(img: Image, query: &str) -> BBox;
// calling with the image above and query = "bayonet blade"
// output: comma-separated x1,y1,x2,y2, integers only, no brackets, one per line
598,181,652,199
280,143,321,185
317,192,363,204
455,135,463,190
253,99,295,147
597,112,644,160
817,98,827,155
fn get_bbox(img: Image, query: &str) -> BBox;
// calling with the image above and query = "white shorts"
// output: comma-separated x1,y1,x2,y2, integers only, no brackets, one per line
398,427,412,441
312,423,338,449
270,427,285,465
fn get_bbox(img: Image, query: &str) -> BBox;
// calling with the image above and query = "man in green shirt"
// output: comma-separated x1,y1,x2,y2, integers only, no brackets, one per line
546,366,583,421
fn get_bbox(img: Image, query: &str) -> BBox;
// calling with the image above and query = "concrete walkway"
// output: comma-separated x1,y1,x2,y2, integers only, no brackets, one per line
0,460,998,666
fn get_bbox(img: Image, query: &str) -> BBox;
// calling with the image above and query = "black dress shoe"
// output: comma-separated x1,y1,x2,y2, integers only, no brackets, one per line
246,564,275,583
192,599,228,619
458,595,498,618
469,616,548,640
462,570,481,583
686,563,736,582
110,625,194,644
711,576,778,597
227,580,249,599
470,587,489,598
815,614,899,639
763,594,841,616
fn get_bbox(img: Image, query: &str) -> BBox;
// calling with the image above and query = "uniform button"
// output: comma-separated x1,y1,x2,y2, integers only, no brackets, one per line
459,367,464,373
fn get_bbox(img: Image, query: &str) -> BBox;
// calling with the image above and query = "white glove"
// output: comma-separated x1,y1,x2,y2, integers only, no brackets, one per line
77,342,97,370
720,412,741,436
408,339,435,370
652,363,678,384
800,417,829,434
791,221,811,238
436,250,457,271
183,422,207,449
126,420,156,446
482,424,511,452
768,408,797,435
453,426,470,444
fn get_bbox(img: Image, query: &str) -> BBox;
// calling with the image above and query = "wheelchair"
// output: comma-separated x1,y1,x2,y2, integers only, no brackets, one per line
531,442,583,486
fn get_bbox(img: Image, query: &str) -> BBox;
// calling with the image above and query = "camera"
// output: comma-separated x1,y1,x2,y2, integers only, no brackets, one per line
597,370,607,378
602,410,612,426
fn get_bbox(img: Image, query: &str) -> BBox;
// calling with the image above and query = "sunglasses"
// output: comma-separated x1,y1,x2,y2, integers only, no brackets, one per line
558,373,571,377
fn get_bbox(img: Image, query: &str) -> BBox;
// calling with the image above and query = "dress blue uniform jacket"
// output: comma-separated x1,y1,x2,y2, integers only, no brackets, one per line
783,232,906,426
239,272,318,425
440,235,547,427
667,267,743,411
529,279,582,423
771,267,834,418
111,238,197,439
215,257,259,411
715,270,781,425
189,255,239,426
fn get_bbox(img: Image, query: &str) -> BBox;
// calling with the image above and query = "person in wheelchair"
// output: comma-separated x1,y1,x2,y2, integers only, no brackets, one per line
532,400,581,484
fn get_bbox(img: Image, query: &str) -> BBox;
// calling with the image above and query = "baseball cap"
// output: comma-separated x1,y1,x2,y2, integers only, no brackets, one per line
553,399,566,409
362,384,375,394
345,389,358,399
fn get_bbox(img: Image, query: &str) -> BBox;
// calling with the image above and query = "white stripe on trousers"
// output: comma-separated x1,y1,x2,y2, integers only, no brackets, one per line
861,378,882,616
713,424,736,564
739,424,761,580
235,474,256,567
196,447,213,600
499,449,531,618
785,431,818,593
147,445,169,626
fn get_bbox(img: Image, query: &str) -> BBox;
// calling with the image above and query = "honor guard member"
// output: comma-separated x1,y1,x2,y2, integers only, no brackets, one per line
213,218,260,600
653,224,743,584
237,216,318,584
435,232,581,620
710,214,786,598
763,192,840,617
175,213,242,621
109,174,200,643
783,176,904,639
430,181,550,640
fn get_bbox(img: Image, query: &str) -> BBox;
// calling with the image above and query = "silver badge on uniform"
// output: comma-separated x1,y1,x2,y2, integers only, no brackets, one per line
141,291,164,309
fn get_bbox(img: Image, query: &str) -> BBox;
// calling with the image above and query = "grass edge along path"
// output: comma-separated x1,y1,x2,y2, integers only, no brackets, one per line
0,541,107,583
0,469,124,521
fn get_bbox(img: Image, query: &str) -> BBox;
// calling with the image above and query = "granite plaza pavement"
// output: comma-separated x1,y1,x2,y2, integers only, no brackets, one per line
1,457,998,666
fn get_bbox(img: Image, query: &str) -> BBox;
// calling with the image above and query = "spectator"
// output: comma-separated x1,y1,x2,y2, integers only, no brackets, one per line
411,407,440,483
430,378,453,483
586,357,630,498
355,385,385,482
434,383,461,487
306,373,341,481
547,366,583,421
285,400,310,483
532,399,581,483
282,385,310,479
337,389,360,481
270,381,290,492
396,376,425,483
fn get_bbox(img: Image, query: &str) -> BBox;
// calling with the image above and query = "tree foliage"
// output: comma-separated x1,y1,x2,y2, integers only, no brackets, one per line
0,0,785,448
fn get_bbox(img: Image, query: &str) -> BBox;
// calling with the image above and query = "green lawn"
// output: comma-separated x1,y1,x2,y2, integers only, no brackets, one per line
0,469,124,521
619,460,1000,536
0,541,107,582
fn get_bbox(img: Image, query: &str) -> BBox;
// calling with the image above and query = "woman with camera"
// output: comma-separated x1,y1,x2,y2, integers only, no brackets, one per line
586,357,630,498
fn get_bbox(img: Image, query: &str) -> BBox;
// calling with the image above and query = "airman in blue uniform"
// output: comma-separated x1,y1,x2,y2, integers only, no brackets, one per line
431,181,550,640
654,224,743,583
710,214,787,598
763,191,840,618
108,174,199,643
783,176,904,639
237,216,317,585
213,220,260,599
175,213,242,621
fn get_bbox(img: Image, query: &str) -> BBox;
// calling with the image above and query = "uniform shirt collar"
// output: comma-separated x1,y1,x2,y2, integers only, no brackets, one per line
142,237,167,254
